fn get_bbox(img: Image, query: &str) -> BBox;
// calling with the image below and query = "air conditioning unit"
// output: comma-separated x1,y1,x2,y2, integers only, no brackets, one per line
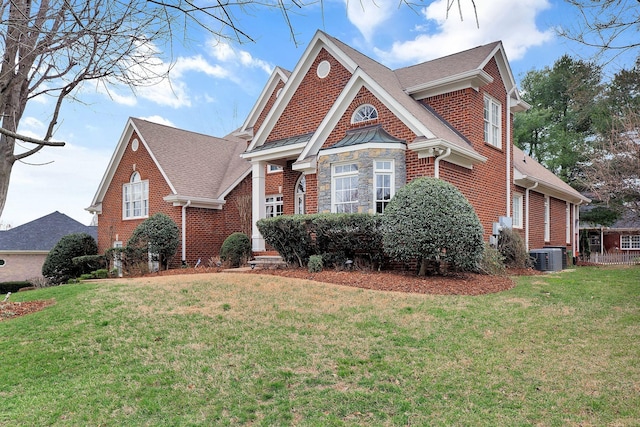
544,246,568,269
530,249,563,272
529,249,550,271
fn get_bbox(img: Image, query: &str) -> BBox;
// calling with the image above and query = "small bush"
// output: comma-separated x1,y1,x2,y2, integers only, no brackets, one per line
42,233,98,285
478,243,506,276
28,277,51,289
0,281,31,294
220,233,251,267
79,273,95,280
94,269,109,279
498,228,532,268
127,213,180,271
308,255,323,273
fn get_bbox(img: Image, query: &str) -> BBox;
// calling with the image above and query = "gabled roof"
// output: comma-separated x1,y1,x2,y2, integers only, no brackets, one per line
243,30,491,170
513,146,590,204
88,118,251,212
0,211,96,251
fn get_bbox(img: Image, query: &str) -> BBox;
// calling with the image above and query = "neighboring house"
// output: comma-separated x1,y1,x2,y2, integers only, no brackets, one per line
86,118,271,268
239,30,589,256
0,211,97,282
580,210,640,254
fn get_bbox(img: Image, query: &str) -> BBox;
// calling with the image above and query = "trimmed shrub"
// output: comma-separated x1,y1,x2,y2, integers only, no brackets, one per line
94,269,109,279
0,281,31,294
311,213,384,269
497,228,532,269
381,177,484,275
126,213,180,271
42,233,98,285
258,213,385,269
220,232,251,267
308,255,323,273
257,215,314,267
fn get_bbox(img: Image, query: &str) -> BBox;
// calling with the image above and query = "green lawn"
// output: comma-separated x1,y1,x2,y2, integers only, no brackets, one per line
1,266,638,426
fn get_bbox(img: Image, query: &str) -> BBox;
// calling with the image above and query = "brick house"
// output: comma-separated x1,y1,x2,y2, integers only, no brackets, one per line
86,118,277,268
0,211,96,282
239,30,589,257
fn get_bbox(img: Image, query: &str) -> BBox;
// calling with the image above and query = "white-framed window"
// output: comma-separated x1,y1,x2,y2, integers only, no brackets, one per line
512,193,523,228
483,95,501,148
351,104,378,124
544,196,550,242
332,163,359,213
621,235,640,250
295,175,306,215
268,164,283,173
374,160,394,214
265,195,283,217
123,171,149,219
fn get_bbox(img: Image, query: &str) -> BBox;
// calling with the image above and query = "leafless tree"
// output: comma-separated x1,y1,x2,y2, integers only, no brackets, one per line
559,0,640,61
0,0,474,218
582,108,640,218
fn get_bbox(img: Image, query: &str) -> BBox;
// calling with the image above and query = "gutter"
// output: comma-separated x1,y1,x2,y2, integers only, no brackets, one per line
434,147,451,179
181,200,191,265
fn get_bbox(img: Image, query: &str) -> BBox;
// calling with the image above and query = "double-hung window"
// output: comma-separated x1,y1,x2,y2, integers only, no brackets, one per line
374,160,393,214
123,171,149,219
512,193,523,228
484,95,501,148
265,195,283,217
332,163,359,213
621,235,640,250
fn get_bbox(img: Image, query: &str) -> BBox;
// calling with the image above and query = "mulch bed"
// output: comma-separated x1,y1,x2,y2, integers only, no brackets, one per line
0,300,55,322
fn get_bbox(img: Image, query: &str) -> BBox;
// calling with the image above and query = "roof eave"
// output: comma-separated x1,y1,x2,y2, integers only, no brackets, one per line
408,137,487,169
514,174,591,204
163,195,226,210
405,69,494,100
241,142,307,163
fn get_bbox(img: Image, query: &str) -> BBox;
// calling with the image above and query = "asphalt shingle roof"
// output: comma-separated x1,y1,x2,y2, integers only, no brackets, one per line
0,211,97,251
130,118,251,200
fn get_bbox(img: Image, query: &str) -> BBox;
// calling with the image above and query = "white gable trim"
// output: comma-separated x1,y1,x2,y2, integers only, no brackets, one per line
296,69,439,165
235,67,290,140
246,31,358,153
405,69,494,99
85,118,177,214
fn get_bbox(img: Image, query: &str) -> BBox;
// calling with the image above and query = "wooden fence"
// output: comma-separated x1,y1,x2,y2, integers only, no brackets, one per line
587,252,640,265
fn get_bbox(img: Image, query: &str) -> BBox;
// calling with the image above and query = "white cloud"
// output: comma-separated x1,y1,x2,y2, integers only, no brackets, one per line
207,40,274,75
375,0,554,66
346,0,397,42
139,115,175,127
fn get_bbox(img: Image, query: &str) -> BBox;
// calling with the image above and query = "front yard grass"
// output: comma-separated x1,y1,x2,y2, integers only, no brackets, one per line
0,266,638,426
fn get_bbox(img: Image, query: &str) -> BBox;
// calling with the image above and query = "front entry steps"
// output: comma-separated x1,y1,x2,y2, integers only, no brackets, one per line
249,253,287,269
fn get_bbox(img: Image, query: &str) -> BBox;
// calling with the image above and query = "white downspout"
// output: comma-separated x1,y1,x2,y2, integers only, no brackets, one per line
525,182,538,251
181,200,191,265
506,87,517,218
434,147,451,179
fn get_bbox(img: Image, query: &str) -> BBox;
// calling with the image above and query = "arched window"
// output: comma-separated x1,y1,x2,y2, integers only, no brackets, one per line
123,171,149,219
295,175,306,214
352,104,378,124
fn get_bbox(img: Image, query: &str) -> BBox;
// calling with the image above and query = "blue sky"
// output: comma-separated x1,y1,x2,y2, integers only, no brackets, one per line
3,0,637,228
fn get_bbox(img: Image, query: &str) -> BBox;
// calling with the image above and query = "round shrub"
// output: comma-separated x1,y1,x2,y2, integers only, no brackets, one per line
126,213,180,271
42,233,98,285
381,177,484,275
220,232,251,267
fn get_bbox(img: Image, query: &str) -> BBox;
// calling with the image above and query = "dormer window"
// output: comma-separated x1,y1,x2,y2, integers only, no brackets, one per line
352,104,378,124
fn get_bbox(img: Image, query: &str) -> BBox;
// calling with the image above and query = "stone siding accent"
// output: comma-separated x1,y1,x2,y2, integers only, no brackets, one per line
317,147,406,214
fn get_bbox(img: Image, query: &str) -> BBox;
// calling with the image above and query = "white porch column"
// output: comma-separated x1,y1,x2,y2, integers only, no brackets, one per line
251,160,266,252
